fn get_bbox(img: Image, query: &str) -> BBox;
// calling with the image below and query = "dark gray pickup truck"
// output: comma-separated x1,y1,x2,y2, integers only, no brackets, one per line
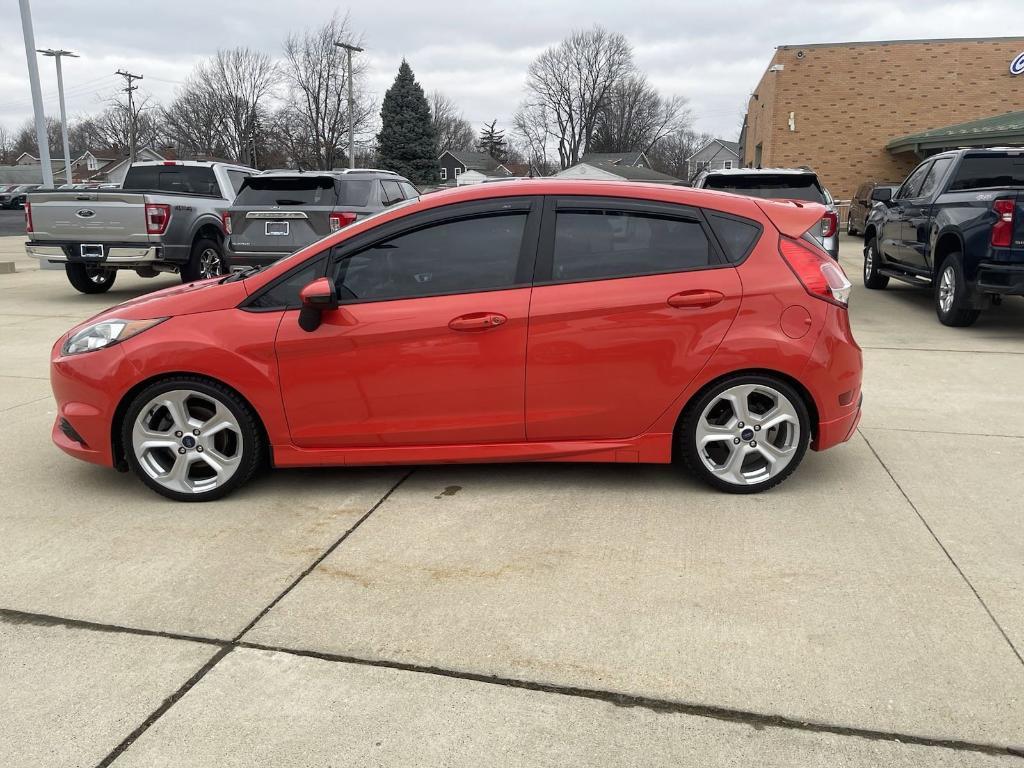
863,148,1024,326
25,160,256,294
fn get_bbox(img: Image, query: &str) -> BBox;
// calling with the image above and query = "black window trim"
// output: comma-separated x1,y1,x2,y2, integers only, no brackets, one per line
532,195,729,286
896,161,932,201
241,196,542,311
704,210,764,266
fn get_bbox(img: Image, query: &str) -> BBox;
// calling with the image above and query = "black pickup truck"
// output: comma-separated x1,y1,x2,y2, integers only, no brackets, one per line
862,148,1024,326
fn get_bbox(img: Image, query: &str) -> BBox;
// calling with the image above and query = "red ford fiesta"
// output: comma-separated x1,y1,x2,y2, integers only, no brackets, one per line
50,180,862,501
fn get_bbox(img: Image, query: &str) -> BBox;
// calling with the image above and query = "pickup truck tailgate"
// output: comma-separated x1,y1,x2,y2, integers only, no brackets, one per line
28,191,151,242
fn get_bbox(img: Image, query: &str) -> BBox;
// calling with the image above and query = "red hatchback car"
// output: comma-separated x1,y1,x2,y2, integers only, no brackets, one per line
50,180,861,501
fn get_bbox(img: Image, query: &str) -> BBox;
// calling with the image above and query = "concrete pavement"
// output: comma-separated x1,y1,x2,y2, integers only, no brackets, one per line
1,234,1022,766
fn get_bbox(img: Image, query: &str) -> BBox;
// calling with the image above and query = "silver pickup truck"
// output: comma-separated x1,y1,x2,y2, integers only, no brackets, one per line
25,160,256,293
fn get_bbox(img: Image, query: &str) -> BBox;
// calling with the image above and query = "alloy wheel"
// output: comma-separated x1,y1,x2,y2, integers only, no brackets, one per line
131,389,243,495
864,244,874,278
694,384,801,486
938,266,956,313
198,247,223,279
86,265,112,284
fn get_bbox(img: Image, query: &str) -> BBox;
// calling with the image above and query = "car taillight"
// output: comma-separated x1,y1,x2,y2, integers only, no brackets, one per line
991,198,1015,248
821,210,838,238
24,202,32,233
221,211,232,235
145,203,171,235
779,237,851,306
329,211,357,232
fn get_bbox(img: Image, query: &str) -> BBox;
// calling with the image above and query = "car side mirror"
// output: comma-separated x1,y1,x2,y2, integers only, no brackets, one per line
871,187,893,203
298,277,338,332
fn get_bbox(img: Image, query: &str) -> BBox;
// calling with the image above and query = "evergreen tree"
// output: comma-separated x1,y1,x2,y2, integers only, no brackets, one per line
376,60,438,184
476,119,507,162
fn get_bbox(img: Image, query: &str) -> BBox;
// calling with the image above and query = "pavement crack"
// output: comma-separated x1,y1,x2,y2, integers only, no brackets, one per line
231,469,414,642
0,608,229,648
861,429,1024,668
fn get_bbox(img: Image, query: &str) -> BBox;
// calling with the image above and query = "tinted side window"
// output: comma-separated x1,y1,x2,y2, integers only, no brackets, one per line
552,210,710,282
123,165,219,195
249,257,325,309
948,154,1024,191
896,162,931,200
333,213,526,301
226,170,249,197
916,157,953,199
380,180,404,206
707,213,761,263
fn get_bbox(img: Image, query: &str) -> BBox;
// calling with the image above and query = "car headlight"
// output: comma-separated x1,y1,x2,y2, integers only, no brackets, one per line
62,317,167,356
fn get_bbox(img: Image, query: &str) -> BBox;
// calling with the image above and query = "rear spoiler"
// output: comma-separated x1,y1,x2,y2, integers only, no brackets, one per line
753,198,827,238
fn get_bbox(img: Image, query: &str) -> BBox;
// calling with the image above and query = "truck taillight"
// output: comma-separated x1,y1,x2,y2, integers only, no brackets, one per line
821,210,838,238
221,211,232,235
991,199,1015,248
24,202,32,233
779,237,851,306
329,211,357,232
145,203,171,235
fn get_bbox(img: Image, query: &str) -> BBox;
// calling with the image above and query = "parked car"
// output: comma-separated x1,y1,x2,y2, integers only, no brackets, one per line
847,181,899,236
49,179,861,501
863,147,1024,326
224,169,419,270
25,160,256,294
1,184,40,209
692,168,839,259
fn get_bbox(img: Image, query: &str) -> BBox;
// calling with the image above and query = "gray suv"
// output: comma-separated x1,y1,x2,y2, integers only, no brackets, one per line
223,169,419,269
692,167,839,259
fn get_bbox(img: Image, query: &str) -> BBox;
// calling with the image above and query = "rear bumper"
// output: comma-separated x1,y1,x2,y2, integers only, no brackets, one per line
26,242,160,265
804,305,863,452
817,394,862,451
975,262,1024,295
224,246,291,269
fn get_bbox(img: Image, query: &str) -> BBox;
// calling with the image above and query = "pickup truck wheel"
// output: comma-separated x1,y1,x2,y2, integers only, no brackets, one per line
936,253,981,327
65,263,116,294
863,237,889,289
679,374,810,494
181,237,225,283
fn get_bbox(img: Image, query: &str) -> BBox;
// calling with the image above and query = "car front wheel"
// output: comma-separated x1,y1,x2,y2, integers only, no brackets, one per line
122,377,264,501
863,237,889,290
680,375,810,494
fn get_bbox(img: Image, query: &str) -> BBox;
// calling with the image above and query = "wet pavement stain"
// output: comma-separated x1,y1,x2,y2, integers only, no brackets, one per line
434,485,462,499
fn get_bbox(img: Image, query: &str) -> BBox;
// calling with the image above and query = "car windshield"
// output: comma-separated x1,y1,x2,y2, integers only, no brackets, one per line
234,177,372,207
703,174,825,203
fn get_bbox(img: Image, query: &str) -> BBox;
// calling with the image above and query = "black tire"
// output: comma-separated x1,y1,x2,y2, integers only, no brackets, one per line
120,376,265,502
65,262,116,294
181,236,225,283
679,374,810,494
863,237,889,290
935,253,981,327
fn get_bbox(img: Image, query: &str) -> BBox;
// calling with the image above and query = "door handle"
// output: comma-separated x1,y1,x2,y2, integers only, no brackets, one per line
667,290,725,309
448,312,507,331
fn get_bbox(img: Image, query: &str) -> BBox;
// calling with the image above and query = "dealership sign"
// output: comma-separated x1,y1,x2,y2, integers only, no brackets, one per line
1012,51,1024,75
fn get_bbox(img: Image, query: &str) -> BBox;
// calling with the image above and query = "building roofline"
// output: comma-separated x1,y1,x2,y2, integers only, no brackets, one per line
775,36,1024,51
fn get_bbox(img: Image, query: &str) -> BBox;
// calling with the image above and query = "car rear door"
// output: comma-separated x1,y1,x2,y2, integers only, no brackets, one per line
525,196,742,441
274,197,541,448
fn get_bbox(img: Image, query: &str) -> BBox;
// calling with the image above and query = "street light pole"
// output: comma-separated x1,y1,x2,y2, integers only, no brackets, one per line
17,0,53,187
333,41,363,169
38,49,78,185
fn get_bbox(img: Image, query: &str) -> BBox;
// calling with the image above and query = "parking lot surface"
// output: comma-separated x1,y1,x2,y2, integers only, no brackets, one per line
1,234,1022,766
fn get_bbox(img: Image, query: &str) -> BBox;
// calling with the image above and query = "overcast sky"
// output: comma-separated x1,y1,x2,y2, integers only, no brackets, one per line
0,0,1015,145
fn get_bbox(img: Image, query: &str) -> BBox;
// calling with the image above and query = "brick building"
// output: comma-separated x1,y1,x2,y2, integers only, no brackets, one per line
738,37,1024,200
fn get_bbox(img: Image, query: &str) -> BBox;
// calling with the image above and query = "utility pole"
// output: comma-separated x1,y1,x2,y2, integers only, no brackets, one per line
115,69,143,162
333,41,363,169
38,49,78,185
17,0,53,187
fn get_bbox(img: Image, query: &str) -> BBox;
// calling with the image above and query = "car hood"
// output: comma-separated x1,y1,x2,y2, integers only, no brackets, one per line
77,277,249,330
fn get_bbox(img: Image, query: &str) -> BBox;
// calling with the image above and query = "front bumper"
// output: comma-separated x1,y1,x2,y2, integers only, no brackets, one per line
26,242,159,265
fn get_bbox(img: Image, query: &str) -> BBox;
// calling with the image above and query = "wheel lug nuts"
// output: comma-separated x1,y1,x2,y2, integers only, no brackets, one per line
733,437,741,444
737,421,745,428
754,425,761,431
749,441,757,447
193,429,201,436
196,446,204,452
174,431,183,438
178,447,186,454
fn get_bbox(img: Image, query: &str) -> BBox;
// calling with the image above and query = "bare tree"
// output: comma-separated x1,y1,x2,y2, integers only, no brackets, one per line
519,26,633,169
647,127,713,182
512,100,554,173
0,124,14,164
280,13,375,169
589,74,690,154
73,99,160,156
430,91,474,153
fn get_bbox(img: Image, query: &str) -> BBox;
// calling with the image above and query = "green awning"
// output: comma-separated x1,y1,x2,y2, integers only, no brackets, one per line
886,110,1024,154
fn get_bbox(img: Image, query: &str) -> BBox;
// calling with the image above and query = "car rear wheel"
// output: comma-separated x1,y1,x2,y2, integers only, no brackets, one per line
122,377,264,502
863,237,889,290
65,263,116,294
935,253,981,327
181,237,226,283
680,375,810,494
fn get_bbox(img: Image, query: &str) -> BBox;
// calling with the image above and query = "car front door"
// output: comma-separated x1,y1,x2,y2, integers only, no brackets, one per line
902,156,953,272
885,161,931,265
525,197,742,441
274,198,539,448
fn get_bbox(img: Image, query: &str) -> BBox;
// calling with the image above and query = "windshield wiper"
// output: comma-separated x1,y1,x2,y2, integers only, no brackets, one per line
221,265,264,283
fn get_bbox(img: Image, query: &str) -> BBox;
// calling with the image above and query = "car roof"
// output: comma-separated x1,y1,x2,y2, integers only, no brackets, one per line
703,167,818,177
255,168,406,179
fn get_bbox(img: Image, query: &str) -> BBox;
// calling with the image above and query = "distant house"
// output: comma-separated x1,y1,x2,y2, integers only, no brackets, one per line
83,147,166,185
437,150,513,184
553,159,679,184
579,151,652,169
685,139,741,181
